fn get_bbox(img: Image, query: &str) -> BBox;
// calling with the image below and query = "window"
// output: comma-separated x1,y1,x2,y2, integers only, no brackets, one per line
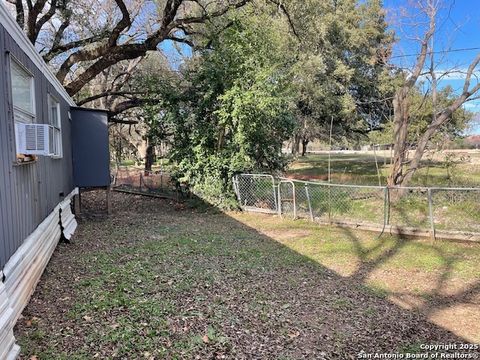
10,58,36,162
48,95,62,158
11,59,35,117
9,58,63,160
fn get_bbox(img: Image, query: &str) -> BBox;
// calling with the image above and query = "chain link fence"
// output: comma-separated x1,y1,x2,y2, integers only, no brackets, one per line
233,174,480,241
113,167,182,199
233,174,278,213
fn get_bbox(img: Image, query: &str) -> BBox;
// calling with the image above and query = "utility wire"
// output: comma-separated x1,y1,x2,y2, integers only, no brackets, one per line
391,46,480,59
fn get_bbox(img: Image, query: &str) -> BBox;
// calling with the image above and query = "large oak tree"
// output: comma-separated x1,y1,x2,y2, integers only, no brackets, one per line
6,0,250,113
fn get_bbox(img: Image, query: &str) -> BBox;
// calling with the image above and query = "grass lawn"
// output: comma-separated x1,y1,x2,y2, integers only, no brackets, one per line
286,151,480,187
232,212,480,343
15,192,480,359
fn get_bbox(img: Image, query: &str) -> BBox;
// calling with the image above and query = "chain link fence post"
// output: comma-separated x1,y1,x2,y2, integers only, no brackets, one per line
292,181,297,219
232,175,241,204
272,177,278,212
305,183,314,221
277,183,282,216
328,183,332,224
428,188,436,240
386,186,391,227
379,186,389,238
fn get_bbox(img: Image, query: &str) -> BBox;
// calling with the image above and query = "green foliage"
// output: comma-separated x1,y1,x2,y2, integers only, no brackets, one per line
409,85,473,142
161,11,295,207
134,1,396,205
369,85,474,145
287,0,394,142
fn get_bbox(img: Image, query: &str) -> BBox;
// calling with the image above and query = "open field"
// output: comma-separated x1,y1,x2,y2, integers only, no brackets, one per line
15,192,480,358
286,150,480,187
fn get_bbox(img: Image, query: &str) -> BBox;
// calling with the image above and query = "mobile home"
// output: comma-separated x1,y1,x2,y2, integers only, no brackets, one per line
0,2,109,357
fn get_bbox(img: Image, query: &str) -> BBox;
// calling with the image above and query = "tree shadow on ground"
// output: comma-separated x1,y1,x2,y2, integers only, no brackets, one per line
14,191,479,359
339,220,480,341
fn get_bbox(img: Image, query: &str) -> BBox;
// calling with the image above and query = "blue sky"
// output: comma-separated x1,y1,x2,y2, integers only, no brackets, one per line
159,40,192,70
384,0,480,133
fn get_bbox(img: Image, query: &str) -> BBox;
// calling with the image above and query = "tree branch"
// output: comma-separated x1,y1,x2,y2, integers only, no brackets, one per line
26,0,48,42
77,91,147,106
267,0,299,39
11,0,25,29
34,0,58,42
165,35,195,47
108,117,138,125
405,2,436,88
110,97,160,116
108,0,132,47
61,0,250,95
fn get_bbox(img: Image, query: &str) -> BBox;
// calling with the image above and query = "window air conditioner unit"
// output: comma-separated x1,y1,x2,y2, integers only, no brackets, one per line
15,123,54,156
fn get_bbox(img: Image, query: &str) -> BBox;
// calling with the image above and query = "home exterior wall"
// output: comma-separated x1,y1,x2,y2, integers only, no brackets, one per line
0,23,74,268
0,5,80,356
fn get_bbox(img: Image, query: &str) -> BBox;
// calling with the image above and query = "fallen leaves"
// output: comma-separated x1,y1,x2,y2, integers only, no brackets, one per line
13,191,476,360
288,331,300,339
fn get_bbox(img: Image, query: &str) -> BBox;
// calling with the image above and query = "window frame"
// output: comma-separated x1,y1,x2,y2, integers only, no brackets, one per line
10,57,36,119
47,94,63,159
9,56,37,164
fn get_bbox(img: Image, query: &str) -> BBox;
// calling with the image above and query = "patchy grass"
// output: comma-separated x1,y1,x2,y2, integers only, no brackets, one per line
231,212,480,342
15,192,480,359
233,213,480,277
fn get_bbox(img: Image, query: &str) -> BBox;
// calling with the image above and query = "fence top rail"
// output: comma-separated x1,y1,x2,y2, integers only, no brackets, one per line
278,179,296,184
236,173,275,178
425,186,480,191
386,185,480,191
278,177,384,190
236,174,480,192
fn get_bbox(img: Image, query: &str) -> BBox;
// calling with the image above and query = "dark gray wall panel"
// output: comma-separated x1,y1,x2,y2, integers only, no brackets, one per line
71,108,110,187
0,24,74,268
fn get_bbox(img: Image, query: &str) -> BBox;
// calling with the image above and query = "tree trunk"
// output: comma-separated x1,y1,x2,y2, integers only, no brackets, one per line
217,125,226,152
301,138,309,156
114,137,122,172
393,94,463,188
385,4,480,189
144,139,155,174
291,134,301,155
399,120,442,187
387,88,410,187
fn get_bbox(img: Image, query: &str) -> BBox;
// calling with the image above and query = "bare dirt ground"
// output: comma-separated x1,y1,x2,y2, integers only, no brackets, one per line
15,192,480,359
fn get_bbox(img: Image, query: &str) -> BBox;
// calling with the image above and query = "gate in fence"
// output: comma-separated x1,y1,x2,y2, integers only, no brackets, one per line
233,174,277,213
278,180,296,219
232,173,480,241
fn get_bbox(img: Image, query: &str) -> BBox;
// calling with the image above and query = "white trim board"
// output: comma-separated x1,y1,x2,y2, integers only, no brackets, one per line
0,1,76,106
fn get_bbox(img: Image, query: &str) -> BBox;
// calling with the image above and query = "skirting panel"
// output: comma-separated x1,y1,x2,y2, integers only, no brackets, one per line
0,273,19,360
0,188,78,359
